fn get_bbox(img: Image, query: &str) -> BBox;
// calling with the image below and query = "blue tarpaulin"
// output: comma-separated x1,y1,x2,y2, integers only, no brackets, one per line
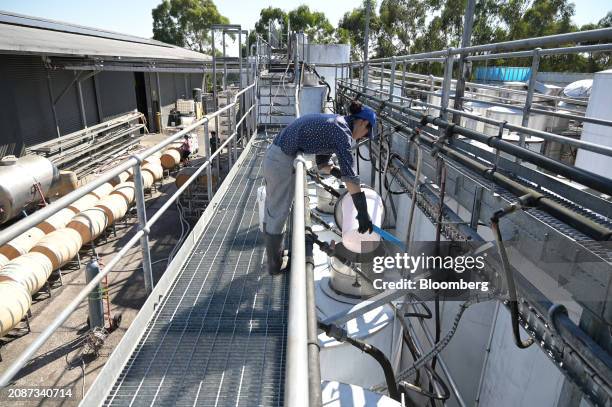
475,67,531,82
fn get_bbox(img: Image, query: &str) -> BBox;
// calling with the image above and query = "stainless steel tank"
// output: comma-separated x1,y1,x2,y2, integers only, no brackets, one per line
0,155,58,224
461,101,493,134
316,177,345,214
484,105,551,137
327,256,378,299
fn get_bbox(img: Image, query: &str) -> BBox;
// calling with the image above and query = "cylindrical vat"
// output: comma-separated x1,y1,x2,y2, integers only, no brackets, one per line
174,167,218,188
143,155,161,167
500,132,544,169
110,169,132,186
36,207,76,234
161,148,182,169
321,381,401,407
483,105,522,136
31,228,83,269
111,182,136,205
0,227,46,260
484,105,550,137
0,254,9,268
317,276,395,389
90,182,114,199
316,177,345,214
128,170,155,189
461,101,493,135
0,155,58,224
328,256,377,298
142,162,163,181
95,194,129,224
0,252,53,294
141,170,154,189
0,281,32,336
68,193,100,214
67,207,109,243
130,171,154,189
48,170,78,198
334,187,385,254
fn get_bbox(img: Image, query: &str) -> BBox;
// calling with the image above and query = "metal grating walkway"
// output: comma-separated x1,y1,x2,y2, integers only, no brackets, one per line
104,136,288,406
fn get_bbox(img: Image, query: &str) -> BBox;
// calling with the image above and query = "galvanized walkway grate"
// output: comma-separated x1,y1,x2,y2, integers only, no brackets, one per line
104,136,288,406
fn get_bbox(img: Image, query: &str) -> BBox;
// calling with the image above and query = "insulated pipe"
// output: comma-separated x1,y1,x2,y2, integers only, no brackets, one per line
340,84,612,196
284,153,309,407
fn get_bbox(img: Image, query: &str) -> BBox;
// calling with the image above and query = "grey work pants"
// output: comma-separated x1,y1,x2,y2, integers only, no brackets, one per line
263,144,295,235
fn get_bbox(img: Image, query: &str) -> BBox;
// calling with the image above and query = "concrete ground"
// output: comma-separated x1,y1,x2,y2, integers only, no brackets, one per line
0,140,229,406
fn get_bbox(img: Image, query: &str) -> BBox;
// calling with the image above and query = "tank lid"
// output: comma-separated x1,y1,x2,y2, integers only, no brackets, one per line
0,155,17,166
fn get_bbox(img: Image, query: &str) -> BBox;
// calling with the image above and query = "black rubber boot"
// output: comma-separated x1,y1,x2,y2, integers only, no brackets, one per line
264,231,285,275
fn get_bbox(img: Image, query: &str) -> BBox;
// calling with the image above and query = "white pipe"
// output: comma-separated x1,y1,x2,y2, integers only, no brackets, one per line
284,153,309,407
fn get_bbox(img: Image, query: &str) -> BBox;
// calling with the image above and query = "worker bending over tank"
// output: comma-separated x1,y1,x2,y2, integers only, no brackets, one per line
263,100,377,274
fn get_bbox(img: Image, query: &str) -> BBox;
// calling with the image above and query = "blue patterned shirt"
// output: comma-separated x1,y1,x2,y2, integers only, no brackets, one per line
273,113,359,185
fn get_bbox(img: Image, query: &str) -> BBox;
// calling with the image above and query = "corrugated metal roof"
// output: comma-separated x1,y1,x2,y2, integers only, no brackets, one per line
0,11,211,63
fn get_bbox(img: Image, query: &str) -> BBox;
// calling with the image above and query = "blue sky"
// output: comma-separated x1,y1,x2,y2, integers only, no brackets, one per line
0,0,609,40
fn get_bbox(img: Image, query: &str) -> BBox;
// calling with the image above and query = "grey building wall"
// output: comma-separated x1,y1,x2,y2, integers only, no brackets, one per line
157,72,204,127
0,54,57,156
0,53,206,156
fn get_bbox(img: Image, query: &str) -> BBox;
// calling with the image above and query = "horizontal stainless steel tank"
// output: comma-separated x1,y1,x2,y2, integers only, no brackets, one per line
0,155,58,224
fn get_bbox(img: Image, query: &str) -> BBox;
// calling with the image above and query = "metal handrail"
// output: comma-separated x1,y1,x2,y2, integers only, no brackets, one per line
370,67,591,106
339,80,612,158
0,83,253,246
284,153,309,407
361,27,612,64
0,82,257,388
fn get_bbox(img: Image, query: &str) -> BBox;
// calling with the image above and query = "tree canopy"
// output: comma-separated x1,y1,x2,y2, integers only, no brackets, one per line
339,0,611,72
150,0,610,73
249,5,337,46
152,0,229,53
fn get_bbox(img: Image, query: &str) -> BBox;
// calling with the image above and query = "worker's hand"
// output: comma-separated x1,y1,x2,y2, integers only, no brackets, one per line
329,166,342,180
351,192,373,234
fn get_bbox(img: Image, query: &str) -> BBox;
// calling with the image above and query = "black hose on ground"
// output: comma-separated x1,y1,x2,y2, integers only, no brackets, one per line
318,321,401,401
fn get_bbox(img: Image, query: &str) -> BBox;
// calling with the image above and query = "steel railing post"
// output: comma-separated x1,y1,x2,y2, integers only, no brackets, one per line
204,121,214,198
227,106,234,167
85,260,105,329
440,48,455,123
389,56,396,102
521,48,542,156
401,61,407,100
132,163,154,293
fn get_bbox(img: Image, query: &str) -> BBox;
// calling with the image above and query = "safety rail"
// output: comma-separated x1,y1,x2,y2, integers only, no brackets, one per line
338,80,612,159
332,27,612,155
0,81,258,388
285,153,309,407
